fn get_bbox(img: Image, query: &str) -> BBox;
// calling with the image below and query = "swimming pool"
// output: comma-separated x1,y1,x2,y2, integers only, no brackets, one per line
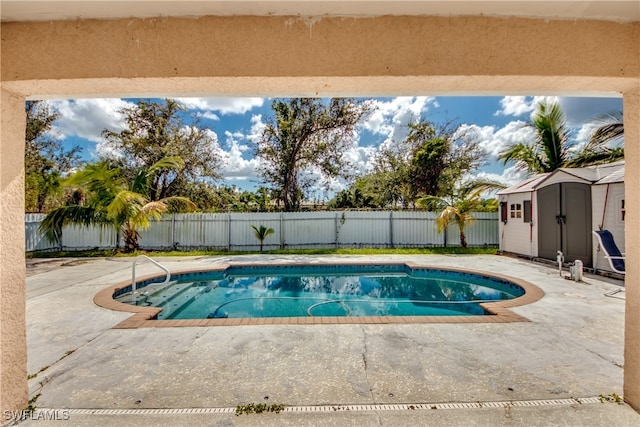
113,263,527,320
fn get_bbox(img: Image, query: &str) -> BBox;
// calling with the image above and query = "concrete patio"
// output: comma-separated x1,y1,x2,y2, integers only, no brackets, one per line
16,254,640,426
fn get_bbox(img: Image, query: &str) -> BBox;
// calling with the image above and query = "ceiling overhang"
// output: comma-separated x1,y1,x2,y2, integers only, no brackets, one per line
1,1,639,23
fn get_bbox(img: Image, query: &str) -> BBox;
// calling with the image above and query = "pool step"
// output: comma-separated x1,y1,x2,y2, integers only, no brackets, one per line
152,283,215,319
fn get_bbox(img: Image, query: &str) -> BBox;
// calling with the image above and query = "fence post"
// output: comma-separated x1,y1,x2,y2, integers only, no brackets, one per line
171,214,176,250
389,211,394,248
280,212,285,249
227,213,231,251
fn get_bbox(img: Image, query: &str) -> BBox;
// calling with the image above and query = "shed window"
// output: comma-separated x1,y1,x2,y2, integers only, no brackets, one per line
523,200,532,223
510,203,522,219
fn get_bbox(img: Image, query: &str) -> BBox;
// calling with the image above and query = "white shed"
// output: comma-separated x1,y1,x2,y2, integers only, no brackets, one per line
497,161,625,273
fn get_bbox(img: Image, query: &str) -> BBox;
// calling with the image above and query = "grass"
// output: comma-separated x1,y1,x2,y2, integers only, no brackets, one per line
27,246,498,258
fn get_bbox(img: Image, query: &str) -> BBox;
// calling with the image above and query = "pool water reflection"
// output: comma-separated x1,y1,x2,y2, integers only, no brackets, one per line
116,264,525,320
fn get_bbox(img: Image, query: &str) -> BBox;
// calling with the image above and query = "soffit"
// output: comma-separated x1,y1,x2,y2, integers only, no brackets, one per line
1,1,639,23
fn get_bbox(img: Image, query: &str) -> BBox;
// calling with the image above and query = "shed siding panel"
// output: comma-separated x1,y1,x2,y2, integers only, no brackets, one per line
592,183,625,272
499,192,537,257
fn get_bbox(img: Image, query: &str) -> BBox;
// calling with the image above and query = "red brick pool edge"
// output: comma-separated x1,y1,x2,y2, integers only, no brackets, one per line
93,261,545,328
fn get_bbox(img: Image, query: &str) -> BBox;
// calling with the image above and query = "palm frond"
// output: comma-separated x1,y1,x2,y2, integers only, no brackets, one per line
498,143,545,174
457,180,506,198
148,156,186,175
132,201,170,229
588,111,623,147
131,170,150,195
38,205,108,244
251,225,275,239
566,146,624,167
160,196,197,213
107,190,147,221
436,206,462,233
416,195,448,211
531,101,570,171
66,163,123,196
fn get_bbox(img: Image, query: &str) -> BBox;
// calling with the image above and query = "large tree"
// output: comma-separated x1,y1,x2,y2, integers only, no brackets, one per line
407,124,448,198
366,149,412,208
406,120,485,202
25,101,81,212
101,99,221,201
335,119,484,209
255,98,371,211
39,157,195,252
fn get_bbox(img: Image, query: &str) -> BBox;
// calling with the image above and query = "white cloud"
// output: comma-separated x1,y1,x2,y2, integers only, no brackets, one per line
217,131,261,180
49,98,134,143
494,96,533,117
475,166,529,187
95,141,123,160
494,95,559,118
496,96,622,128
362,96,437,147
176,97,265,115
343,145,378,175
246,114,267,144
455,121,534,159
197,111,220,121
570,122,601,153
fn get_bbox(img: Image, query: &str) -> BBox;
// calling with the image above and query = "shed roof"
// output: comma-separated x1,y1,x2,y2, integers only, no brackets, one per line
497,174,549,195
594,166,625,184
497,161,625,195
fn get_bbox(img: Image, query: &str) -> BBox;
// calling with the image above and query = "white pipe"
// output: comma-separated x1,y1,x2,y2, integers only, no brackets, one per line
557,251,564,276
132,255,171,301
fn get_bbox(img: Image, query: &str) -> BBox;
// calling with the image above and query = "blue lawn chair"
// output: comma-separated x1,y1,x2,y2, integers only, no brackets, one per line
593,230,626,274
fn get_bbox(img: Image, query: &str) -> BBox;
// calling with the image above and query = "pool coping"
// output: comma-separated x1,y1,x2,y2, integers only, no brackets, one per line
93,261,545,328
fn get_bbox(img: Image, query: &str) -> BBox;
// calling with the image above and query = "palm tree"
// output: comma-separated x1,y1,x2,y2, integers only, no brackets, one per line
500,102,624,173
39,156,195,252
567,111,624,167
499,101,571,174
251,225,275,252
417,181,505,248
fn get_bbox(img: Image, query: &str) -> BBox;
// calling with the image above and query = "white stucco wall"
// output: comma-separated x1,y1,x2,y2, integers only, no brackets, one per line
1,12,639,412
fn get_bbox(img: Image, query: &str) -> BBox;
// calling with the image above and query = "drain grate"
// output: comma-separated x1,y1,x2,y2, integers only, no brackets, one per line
46,396,607,416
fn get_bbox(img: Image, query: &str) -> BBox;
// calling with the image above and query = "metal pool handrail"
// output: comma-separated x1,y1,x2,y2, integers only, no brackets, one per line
132,255,171,296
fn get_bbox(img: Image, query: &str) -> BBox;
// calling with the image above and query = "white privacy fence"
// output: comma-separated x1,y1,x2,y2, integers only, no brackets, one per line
25,211,499,252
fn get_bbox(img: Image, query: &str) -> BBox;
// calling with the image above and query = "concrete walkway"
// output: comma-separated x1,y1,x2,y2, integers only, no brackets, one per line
16,254,639,426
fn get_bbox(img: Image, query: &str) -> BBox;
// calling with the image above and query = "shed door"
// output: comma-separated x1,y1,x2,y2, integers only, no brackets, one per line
537,183,592,265
537,184,561,260
562,182,592,264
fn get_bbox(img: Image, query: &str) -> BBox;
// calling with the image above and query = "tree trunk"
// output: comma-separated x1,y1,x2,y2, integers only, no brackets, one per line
123,228,140,253
459,230,468,248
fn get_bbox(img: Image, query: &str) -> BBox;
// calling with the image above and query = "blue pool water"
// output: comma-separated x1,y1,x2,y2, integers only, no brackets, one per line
116,264,525,319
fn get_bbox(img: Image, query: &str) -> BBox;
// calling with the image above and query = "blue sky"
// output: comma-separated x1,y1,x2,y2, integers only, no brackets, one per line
47,95,623,199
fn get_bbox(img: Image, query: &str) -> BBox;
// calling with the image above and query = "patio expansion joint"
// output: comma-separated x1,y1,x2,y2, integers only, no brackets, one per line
28,333,103,398
358,324,377,406
585,347,625,369
37,396,612,417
